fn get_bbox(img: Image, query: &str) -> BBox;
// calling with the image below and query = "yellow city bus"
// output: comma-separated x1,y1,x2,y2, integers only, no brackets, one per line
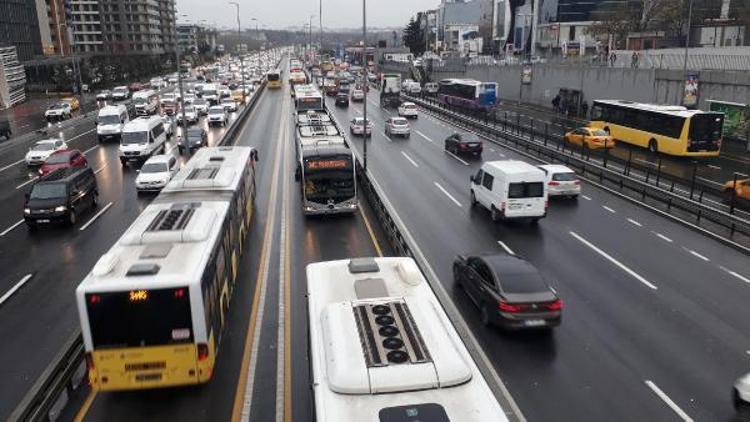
267,70,282,88
590,100,724,156
76,147,257,391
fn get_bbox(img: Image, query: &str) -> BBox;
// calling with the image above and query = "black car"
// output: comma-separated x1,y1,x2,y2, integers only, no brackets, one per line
24,167,98,228
444,133,483,157
453,254,562,329
0,117,10,139
335,92,349,107
179,127,208,152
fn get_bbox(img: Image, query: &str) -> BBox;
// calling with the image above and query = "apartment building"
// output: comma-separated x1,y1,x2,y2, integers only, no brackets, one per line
0,46,27,108
0,0,44,61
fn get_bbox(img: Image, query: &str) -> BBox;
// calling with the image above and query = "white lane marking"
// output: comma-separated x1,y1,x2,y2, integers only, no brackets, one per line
581,195,592,200
695,176,724,186
602,205,616,213
0,219,24,236
16,176,38,190
570,231,658,290
434,182,462,207
498,152,506,157
415,130,434,143
0,274,33,306
706,164,721,170
94,164,107,175
446,150,469,166
735,172,749,178
627,218,643,227
634,158,660,167
489,148,496,152
401,151,419,168
78,201,113,231
0,158,25,173
644,380,694,422
381,132,392,142
684,248,710,262
719,266,750,284
82,144,99,154
497,240,515,255
652,231,674,243
67,128,96,143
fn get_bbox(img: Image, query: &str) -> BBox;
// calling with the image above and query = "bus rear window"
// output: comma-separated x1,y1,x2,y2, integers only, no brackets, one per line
689,113,724,143
379,403,450,422
508,182,544,198
86,287,193,349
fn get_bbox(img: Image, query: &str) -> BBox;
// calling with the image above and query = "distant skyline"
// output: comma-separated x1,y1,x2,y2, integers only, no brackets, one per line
175,0,437,30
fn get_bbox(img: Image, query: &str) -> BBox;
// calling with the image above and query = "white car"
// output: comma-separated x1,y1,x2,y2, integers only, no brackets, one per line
183,93,196,104
221,98,238,112
160,93,176,105
735,373,750,414
538,164,581,199
135,154,179,192
162,115,174,138
150,78,164,89
193,99,209,115
177,106,198,125
384,117,410,138
111,86,130,101
25,139,67,165
401,78,414,90
398,102,419,119
349,117,373,136
207,106,228,126
350,88,365,102
407,82,422,95
45,102,72,121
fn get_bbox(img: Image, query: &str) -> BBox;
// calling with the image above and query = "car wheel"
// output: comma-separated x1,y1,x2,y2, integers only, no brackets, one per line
470,190,477,206
491,206,501,222
444,142,449,151
120,158,126,166
68,209,77,226
648,139,658,153
530,217,540,225
92,192,99,207
480,304,491,326
583,141,589,150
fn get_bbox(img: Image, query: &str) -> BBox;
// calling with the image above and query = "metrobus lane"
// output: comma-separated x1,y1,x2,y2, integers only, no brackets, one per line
70,86,279,421
330,97,750,421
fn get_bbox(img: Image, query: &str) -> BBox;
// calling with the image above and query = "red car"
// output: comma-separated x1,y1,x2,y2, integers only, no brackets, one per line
39,149,88,176
128,82,145,92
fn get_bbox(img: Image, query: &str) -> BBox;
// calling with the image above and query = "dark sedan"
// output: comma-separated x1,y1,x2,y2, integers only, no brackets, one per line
444,133,483,157
453,254,562,329
179,127,208,152
335,92,349,107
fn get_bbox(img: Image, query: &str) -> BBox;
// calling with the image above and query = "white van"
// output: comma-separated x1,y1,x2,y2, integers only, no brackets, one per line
202,83,219,104
133,89,159,116
96,104,130,142
470,160,548,223
119,116,168,166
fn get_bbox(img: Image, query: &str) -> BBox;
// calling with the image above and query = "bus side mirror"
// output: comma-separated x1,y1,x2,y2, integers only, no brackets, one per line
294,166,301,181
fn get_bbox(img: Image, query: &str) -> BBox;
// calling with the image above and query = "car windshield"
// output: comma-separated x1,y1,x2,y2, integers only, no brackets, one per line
460,135,480,143
552,172,577,182
591,129,608,136
392,119,408,126
98,115,121,125
32,143,56,151
113,88,127,94
194,99,207,105
187,129,203,140
49,104,65,110
30,183,67,199
134,97,148,104
184,107,196,113
45,153,70,164
140,162,168,173
121,131,148,144
209,108,224,115
499,268,549,294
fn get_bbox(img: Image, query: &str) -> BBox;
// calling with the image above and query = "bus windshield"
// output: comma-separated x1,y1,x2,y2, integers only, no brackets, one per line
85,288,193,349
122,131,148,144
268,73,280,81
303,157,355,202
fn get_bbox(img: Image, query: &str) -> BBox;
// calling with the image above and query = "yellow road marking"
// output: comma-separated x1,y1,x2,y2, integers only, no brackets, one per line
360,203,384,257
73,389,96,422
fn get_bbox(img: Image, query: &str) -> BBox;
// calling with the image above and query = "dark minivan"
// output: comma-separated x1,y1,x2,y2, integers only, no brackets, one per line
24,167,98,228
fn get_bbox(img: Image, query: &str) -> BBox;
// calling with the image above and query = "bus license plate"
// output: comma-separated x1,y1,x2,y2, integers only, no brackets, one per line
136,373,162,382
524,319,546,327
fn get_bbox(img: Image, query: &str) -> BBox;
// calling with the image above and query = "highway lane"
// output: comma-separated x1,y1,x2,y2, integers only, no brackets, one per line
68,64,391,422
0,103,242,420
331,92,750,421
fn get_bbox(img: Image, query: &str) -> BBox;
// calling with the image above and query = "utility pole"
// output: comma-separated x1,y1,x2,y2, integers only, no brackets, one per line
229,2,246,104
362,0,368,171
320,0,323,55
176,13,189,158
683,0,694,94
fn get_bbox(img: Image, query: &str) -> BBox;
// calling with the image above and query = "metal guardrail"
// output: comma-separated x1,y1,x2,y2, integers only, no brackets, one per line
8,79,269,422
405,94,750,252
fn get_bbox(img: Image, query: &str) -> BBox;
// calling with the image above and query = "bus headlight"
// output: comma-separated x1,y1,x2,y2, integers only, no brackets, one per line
54,206,67,212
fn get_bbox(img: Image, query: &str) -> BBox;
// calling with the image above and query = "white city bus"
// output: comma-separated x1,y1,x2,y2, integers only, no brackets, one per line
306,257,509,421
76,146,257,391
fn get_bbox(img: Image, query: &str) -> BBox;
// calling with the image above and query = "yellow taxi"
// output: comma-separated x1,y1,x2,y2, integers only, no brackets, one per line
723,178,750,201
61,96,80,111
232,89,245,103
564,126,615,149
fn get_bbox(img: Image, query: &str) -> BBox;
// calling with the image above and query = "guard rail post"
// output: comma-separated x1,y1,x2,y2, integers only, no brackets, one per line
544,123,548,146
730,173,739,215
690,160,698,200
656,159,663,187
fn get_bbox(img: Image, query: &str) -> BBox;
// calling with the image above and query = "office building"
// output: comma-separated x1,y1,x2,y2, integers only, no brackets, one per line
0,46,27,108
0,0,44,61
45,0,72,55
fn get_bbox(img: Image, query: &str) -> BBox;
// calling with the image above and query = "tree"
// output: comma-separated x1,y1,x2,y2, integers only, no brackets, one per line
402,16,425,56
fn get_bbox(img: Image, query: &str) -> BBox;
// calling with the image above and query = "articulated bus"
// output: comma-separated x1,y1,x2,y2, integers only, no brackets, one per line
296,141,357,215
438,79,498,110
267,70,282,89
76,146,257,391
590,100,724,156
306,257,508,421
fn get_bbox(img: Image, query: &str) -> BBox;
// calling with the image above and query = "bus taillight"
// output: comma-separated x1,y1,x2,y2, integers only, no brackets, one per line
85,352,95,371
197,343,209,361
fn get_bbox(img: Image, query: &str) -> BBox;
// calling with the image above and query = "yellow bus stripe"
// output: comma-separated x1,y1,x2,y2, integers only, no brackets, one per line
73,389,97,422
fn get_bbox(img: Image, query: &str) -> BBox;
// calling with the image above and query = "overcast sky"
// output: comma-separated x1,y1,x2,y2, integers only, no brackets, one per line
176,0,438,30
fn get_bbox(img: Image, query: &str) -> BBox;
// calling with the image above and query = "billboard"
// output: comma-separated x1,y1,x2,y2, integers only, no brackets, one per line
683,72,699,108
707,100,749,144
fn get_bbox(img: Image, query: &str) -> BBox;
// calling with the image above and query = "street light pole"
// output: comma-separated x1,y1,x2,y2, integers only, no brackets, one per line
320,0,323,55
362,0,368,171
229,2,246,104
251,18,259,78
682,0,694,99
176,13,189,158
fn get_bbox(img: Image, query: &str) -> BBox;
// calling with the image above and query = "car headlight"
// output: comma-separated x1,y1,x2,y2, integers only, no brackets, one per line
24,208,30,215
54,206,66,212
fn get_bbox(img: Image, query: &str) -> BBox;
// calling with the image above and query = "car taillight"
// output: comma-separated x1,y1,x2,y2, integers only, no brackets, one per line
498,301,522,313
545,200,549,209
459,143,467,149
574,180,581,185
546,299,564,311
85,352,95,371
548,181,560,186
197,343,209,361
500,201,506,211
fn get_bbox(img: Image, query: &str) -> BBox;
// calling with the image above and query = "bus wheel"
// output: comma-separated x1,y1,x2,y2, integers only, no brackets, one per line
648,139,658,153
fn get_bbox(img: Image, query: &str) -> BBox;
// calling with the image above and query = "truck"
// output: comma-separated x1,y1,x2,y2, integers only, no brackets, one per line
380,73,402,108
